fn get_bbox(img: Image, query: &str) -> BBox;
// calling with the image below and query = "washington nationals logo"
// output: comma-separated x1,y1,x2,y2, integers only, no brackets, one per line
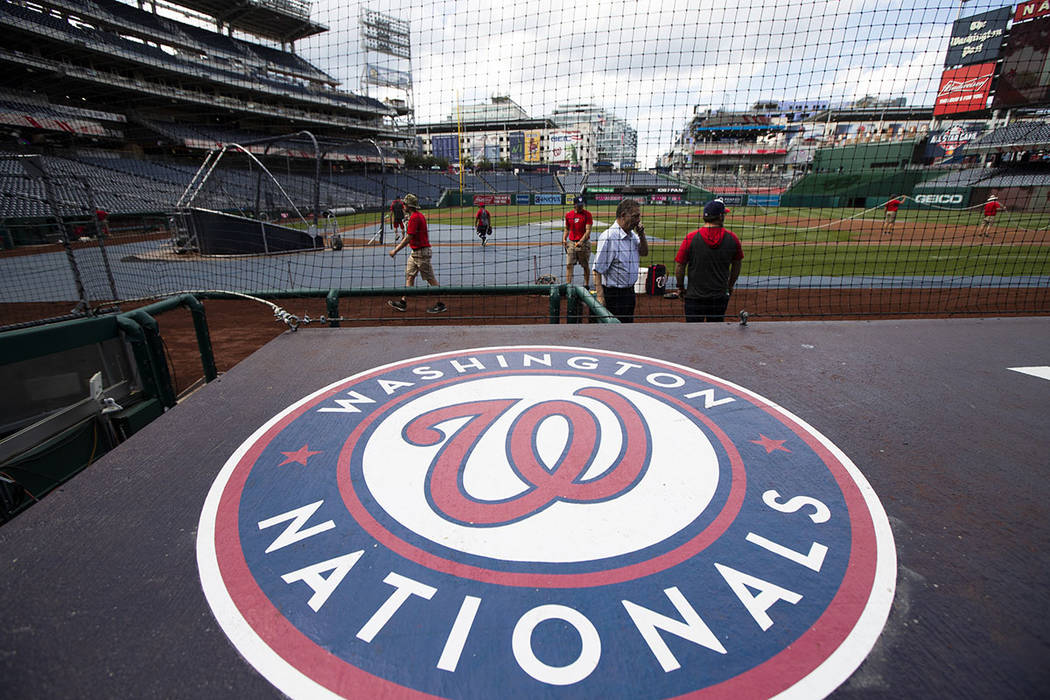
407,388,648,526
198,347,896,700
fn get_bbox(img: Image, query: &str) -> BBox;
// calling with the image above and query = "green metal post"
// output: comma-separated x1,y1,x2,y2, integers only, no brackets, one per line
326,289,340,328
116,316,164,406
126,294,217,384
548,286,562,324
125,310,177,408
566,285,580,324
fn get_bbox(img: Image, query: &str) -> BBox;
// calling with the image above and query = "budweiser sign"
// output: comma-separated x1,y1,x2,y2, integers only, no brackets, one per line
933,63,995,116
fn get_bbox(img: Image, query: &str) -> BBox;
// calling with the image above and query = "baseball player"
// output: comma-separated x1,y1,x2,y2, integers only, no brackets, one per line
475,203,493,246
388,198,406,240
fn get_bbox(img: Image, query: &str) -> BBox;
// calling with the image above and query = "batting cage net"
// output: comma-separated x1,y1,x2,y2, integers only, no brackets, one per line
1,0,1049,331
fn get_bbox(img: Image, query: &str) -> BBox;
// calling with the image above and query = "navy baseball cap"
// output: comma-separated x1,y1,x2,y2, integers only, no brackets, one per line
703,200,726,219
573,196,584,204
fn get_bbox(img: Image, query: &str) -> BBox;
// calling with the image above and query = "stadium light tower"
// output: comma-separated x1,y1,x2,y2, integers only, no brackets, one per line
360,8,414,133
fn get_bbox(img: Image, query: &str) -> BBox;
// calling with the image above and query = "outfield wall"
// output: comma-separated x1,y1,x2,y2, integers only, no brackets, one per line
782,170,935,208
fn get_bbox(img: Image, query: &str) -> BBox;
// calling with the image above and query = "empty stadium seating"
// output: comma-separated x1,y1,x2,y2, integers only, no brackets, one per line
969,121,1050,148
0,1,382,118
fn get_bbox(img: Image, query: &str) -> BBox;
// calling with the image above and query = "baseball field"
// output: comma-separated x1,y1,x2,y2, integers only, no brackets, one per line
329,203,1050,278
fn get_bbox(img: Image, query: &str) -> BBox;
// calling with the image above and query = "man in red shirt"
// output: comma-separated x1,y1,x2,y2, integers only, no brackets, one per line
883,195,903,235
674,199,743,322
388,198,406,240
980,194,1006,237
562,196,594,288
475,203,493,246
387,194,446,313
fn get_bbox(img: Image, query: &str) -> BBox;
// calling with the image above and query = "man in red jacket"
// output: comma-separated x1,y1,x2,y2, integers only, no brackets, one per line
674,200,743,322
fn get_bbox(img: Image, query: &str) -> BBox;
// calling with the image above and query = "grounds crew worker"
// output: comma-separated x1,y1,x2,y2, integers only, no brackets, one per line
388,194,447,314
563,196,593,288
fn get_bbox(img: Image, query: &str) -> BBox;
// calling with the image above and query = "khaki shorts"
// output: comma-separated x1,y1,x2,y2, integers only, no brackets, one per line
884,211,897,223
566,241,591,267
406,247,437,284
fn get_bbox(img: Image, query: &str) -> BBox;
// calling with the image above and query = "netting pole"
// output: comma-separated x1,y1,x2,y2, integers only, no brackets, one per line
19,157,90,315
367,139,386,245
84,181,120,308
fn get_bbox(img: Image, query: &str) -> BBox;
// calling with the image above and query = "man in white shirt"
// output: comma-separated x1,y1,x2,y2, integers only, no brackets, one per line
592,198,649,322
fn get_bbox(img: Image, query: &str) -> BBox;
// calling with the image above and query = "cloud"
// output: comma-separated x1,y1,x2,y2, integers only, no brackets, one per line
300,0,1004,167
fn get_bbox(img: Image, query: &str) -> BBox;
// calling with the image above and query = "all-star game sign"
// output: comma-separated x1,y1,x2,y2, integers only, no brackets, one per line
198,347,896,698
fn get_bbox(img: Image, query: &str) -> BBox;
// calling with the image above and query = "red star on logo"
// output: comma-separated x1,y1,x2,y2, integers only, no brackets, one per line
750,434,791,454
278,444,322,466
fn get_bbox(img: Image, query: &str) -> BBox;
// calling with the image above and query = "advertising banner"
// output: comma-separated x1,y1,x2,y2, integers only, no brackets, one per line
363,64,412,88
748,194,782,207
944,8,1010,67
1014,0,1050,23
911,191,968,208
693,147,787,155
508,132,524,162
515,194,531,205
547,130,582,163
993,16,1050,107
718,194,746,207
534,194,562,205
648,194,682,203
595,193,621,202
473,194,511,206
925,123,985,161
524,132,542,163
484,143,500,162
471,136,486,162
432,134,459,162
933,62,995,116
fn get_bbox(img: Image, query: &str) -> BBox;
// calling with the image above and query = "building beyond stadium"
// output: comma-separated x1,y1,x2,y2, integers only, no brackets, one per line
415,97,638,171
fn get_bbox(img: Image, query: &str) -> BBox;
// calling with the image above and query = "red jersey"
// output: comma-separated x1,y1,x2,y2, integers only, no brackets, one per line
565,209,593,241
675,226,744,265
390,199,405,220
984,201,1004,217
405,211,430,249
886,199,901,212
475,208,491,227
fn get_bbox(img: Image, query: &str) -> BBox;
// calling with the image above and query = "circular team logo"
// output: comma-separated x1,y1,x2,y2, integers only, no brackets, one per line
197,346,896,699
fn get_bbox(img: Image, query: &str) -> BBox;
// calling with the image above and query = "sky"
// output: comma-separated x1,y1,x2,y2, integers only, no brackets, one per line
288,0,1009,167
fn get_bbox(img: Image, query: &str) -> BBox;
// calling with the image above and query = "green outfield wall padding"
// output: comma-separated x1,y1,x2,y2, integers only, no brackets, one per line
811,140,924,173
782,169,935,207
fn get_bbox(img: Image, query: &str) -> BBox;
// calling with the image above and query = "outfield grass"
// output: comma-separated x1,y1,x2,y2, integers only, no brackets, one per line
647,244,1050,277
325,205,1050,278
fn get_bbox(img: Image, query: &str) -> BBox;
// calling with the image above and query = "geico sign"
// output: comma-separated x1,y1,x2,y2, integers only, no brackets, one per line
915,194,964,204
